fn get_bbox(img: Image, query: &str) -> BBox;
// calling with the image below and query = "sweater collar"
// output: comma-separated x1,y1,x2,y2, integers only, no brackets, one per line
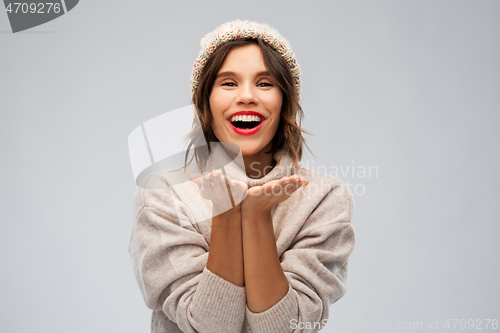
204,142,294,188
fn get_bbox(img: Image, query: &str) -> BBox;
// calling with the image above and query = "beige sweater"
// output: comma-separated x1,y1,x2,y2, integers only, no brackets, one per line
128,145,356,333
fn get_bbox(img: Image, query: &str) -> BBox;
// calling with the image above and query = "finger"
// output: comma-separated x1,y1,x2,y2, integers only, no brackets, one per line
199,173,214,199
291,175,304,188
268,182,282,196
229,179,248,203
213,171,227,192
281,176,302,196
189,173,203,186
282,183,296,197
201,173,212,189
229,179,247,190
299,177,308,187
270,181,284,196
281,175,297,186
280,177,290,185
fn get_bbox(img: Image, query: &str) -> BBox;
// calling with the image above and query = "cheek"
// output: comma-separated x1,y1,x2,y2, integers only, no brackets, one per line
208,94,218,115
211,115,222,132
272,117,281,134
210,118,223,141
271,92,283,117
209,89,226,108
272,100,283,128
209,98,220,122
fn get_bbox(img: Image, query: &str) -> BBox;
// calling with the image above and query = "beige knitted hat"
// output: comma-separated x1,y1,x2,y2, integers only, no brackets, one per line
190,19,301,98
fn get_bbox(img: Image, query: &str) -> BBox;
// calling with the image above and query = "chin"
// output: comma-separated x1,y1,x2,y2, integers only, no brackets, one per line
216,131,272,157
243,146,274,158
233,141,263,157
240,149,260,157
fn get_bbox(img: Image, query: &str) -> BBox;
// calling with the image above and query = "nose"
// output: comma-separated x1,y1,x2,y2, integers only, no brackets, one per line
235,82,258,105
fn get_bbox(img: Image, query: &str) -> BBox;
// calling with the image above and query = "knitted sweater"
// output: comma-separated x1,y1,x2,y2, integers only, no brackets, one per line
128,144,356,333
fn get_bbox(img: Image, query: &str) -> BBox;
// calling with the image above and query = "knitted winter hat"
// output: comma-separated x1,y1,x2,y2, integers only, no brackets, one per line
190,19,301,98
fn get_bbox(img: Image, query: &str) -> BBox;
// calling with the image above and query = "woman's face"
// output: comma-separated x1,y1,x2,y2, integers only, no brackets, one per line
209,43,283,157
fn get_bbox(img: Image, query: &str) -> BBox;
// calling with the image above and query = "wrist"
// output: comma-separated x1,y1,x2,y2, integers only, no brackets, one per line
241,205,271,220
212,203,242,223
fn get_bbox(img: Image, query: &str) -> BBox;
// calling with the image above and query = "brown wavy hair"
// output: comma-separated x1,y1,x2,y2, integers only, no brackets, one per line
184,37,312,173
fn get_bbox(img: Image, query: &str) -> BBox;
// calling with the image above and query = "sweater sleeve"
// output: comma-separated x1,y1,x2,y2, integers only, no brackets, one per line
245,180,356,333
128,182,247,333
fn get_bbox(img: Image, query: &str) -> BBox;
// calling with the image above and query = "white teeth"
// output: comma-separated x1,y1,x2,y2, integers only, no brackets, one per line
230,115,262,122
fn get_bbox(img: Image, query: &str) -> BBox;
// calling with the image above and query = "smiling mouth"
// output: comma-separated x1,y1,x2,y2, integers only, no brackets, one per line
229,115,263,129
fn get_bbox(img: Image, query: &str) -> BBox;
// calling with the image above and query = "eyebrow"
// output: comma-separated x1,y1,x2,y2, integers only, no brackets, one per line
216,70,272,79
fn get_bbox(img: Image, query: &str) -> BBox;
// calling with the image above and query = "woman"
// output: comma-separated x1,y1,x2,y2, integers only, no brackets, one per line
129,19,356,333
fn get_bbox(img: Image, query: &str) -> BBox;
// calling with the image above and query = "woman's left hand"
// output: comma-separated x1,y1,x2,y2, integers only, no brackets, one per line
241,175,308,216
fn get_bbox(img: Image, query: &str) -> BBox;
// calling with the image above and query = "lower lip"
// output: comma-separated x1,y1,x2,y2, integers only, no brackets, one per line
228,121,263,135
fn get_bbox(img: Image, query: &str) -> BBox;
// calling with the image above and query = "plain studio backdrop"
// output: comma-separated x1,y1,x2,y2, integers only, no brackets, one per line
0,1,498,332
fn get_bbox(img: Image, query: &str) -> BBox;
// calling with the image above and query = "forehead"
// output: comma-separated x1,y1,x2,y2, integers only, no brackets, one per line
218,44,266,72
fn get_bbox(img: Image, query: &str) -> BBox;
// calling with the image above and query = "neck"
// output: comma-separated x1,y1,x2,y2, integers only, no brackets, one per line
243,144,276,179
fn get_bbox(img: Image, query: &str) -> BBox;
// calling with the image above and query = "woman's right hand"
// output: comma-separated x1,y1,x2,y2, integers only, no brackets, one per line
190,170,248,216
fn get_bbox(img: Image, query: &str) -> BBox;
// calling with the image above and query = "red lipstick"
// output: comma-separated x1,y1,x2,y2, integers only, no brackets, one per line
226,110,265,120
227,110,265,135
229,121,263,135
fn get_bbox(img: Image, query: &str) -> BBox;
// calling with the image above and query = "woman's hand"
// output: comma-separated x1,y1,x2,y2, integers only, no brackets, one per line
241,175,308,217
190,170,248,216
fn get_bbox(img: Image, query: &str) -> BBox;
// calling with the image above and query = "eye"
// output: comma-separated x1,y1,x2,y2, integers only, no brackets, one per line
258,82,273,87
221,82,236,87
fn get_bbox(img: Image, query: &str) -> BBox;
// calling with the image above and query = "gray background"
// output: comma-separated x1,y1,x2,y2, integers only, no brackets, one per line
1,0,499,332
